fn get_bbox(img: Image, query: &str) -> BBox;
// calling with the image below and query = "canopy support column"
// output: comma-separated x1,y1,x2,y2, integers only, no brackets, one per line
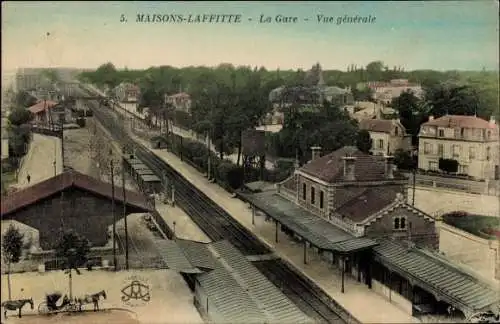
275,220,279,243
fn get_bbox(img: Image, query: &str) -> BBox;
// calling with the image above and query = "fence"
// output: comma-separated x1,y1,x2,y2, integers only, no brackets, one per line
406,173,497,196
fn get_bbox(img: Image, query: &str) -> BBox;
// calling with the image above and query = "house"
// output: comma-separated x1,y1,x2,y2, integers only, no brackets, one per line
417,115,499,180
277,146,436,248
156,239,312,323
115,83,140,103
364,79,424,105
27,99,73,125
359,119,412,155
165,92,192,114
0,170,152,251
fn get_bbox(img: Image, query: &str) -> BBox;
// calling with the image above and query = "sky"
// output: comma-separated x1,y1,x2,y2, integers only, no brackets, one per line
2,1,499,72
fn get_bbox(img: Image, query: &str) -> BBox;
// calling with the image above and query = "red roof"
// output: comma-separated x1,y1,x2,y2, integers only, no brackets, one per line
28,100,59,114
422,115,497,130
1,170,152,216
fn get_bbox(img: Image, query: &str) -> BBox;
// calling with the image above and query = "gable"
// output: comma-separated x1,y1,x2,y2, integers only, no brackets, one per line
364,204,435,228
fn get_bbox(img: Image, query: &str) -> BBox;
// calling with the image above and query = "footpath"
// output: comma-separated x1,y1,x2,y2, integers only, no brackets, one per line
15,133,63,189
129,132,418,324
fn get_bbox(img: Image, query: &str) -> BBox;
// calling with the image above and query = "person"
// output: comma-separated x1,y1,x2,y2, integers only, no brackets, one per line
26,174,31,184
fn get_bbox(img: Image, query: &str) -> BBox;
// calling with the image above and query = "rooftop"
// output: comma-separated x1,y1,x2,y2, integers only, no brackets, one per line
27,100,59,114
1,170,152,216
422,115,497,130
237,190,379,253
374,239,500,314
156,238,312,323
359,119,404,134
298,146,407,183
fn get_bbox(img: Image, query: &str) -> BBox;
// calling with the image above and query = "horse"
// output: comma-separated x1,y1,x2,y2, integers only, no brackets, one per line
1,298,34,319
75,290,106,312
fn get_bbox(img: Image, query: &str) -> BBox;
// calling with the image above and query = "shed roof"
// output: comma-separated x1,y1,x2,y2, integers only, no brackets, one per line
359,119,403,133
152,239,204,274
238,191,378,253
159,239,312,323
374,239,500,314
140,174,161,182
134,169,155,175
1,170,152,216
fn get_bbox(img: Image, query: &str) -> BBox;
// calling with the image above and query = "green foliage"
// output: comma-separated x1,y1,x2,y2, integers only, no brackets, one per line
2,224,24,265
8,108,34,126
393,149,415,170
438,158,458,173
8,124,32,157
14,91,37,109
356,129,372,154
55,230,91,273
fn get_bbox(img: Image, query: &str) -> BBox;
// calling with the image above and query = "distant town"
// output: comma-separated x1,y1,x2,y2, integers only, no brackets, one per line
1,62,499,324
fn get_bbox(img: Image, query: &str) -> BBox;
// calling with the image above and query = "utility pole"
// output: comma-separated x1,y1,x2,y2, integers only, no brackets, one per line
122,146,129,270
412,150,417,206
110,154,117,271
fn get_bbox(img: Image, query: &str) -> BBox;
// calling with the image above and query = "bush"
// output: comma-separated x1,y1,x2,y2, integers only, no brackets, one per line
439,158,458,173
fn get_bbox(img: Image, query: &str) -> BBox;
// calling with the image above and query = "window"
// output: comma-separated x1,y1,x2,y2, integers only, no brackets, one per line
469,147,476,159
424,142,432,154
319,191,324,209
394,127,399,136
460,128,465,138
437,144,444,157
486,147,491,161
311,186,316,205
452,145,461,158
394,216,407,230
438,129,444,137
302,183,307,200
378,139,384,149
429,161,438,171
486,130,491,140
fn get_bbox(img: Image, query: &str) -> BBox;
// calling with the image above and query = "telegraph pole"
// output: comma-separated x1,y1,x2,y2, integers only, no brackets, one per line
122,146,129,270
110,154,117,271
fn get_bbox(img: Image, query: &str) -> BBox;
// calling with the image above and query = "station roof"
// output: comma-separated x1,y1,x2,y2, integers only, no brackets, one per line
124,157,144,165
157,239,313,323
237,191,378,254
134,169,155,175
131,163,150,171
374,239,500,315
1,170,152,216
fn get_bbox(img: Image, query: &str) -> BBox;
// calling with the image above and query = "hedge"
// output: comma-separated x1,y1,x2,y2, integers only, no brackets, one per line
165,132,293,191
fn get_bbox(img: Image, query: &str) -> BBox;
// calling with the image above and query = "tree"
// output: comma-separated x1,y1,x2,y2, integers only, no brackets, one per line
55,230,91,299
14,91,37,109
424,82,482,118
2,224,24,300
391,90,424,145
393,149,416,170
8,108,34,127
356,130,372,154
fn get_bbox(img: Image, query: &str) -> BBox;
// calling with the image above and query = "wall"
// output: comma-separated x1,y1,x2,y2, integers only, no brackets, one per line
369,132,390,156
438,222,499,281
296,175,328,218
4,188,133,250
365,206,437,249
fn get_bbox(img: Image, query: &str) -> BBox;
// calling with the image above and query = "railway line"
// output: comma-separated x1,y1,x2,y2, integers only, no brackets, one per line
78,86,353,324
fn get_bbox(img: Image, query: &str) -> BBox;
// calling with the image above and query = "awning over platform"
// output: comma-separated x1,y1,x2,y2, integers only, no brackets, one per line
238,191,378,254
374,239,500,315
153,239,204,274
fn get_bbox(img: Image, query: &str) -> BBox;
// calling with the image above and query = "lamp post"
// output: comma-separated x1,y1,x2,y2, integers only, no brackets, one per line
172,221,176,238
53,161,56,177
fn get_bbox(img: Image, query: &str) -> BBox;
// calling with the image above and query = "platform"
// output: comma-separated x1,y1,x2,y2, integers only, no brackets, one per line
130,133,418,323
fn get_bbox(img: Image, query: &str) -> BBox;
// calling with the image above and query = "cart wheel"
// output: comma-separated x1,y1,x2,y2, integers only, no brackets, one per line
38,302,49,314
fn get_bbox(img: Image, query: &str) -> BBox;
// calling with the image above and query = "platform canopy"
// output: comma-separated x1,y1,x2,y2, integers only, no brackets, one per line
238,191,378,254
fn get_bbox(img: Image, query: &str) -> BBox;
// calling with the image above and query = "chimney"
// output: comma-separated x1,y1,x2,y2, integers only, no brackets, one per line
342,156,357,181
428,115,434,121
311,146,322,161
490,116,496,125
384,155,395,179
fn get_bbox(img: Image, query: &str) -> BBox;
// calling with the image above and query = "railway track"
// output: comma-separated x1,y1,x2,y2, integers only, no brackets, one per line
79,86,355,324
